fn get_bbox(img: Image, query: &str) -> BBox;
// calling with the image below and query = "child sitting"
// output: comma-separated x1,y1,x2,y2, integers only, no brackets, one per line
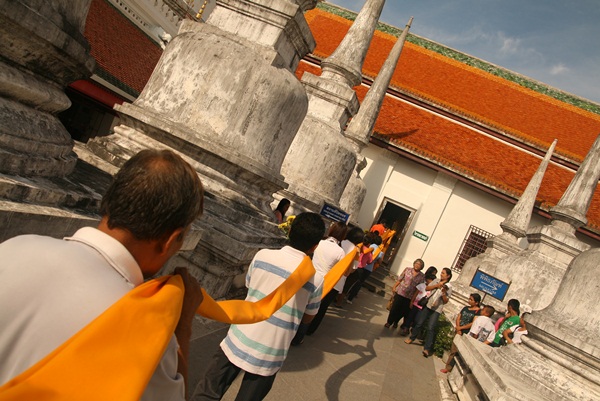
470,305,496,344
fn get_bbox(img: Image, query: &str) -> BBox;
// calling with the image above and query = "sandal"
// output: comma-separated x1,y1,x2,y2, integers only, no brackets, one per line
384,323,391,328
404,339,413,344
422,350,430,358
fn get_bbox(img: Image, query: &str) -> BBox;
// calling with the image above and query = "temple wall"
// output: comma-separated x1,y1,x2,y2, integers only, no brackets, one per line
357,143,600,280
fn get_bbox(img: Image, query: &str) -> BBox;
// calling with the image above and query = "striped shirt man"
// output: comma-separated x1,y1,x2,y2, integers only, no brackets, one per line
221,246,323,376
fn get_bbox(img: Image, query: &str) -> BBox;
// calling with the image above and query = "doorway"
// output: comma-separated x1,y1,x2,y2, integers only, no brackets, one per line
372,197,415,267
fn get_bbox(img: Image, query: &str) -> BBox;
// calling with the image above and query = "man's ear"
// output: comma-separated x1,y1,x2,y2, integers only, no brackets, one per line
157,227,185,255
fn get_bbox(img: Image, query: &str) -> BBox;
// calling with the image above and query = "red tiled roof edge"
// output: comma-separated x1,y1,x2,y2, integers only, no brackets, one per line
316,2,600,116
84,0,163,94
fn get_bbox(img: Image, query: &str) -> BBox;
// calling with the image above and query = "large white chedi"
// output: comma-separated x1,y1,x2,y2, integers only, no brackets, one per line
87,0,320,302
279,0,387,213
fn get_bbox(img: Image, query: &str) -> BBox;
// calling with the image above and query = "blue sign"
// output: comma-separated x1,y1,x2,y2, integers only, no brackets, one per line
319,203,350,223
470,270,510,301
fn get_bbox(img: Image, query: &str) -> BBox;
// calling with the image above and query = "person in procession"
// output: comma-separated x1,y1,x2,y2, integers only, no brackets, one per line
0,149,205,400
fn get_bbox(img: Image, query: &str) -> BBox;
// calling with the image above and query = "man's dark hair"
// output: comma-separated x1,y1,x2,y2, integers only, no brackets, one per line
345,226,365,245
100,149,204,241
289,213,325,252
483,305,495,317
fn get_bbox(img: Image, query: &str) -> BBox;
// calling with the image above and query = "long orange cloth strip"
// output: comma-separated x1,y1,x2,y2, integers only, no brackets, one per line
321,247,358,296
196,255,315,323
0,251,356,399
196,249,358,322
0,275,184,401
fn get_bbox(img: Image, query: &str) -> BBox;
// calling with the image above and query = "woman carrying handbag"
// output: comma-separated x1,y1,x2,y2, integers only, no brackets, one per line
384,259,425,329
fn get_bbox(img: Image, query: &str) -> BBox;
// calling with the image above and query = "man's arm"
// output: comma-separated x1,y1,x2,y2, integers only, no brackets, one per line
173,267,204,394
502,328,514,344
301,312,316,324
455,310,463,335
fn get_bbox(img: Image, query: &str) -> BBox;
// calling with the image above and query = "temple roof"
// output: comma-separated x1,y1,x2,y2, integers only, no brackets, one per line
84,0,162,97
81,1,600,235
301,4,600,235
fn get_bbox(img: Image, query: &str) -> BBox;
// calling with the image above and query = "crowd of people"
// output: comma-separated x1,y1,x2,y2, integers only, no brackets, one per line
0,150,530,400
381,256,529,372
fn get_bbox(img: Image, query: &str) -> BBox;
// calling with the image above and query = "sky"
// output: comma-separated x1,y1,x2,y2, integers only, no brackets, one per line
326,0,600,104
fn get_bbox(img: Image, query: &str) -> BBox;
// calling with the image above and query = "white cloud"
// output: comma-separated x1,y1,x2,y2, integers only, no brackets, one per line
549,63,569,75
498,35,522,56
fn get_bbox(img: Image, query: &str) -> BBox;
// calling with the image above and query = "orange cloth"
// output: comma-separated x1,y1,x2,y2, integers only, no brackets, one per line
322,247,358,295
0,250,357,400
0,275,184,401
196,255,316,323
370,224,385,235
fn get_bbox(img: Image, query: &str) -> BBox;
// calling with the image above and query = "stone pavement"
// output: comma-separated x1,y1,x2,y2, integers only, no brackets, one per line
188,289,444,401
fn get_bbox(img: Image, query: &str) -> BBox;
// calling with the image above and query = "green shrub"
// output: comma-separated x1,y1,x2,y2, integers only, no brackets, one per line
422,314,455,358
433,314,455,358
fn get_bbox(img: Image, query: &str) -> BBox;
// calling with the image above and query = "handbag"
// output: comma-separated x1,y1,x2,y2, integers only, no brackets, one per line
418,288,437,307
386,295,394,311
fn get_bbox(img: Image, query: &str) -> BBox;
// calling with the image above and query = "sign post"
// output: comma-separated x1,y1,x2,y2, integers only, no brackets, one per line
319,202,350,223
470,270,510,301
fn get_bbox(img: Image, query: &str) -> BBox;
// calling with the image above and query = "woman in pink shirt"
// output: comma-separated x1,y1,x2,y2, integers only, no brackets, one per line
385,259,425,329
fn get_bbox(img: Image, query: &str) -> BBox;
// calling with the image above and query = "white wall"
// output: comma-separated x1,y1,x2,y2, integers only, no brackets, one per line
357,143,600,279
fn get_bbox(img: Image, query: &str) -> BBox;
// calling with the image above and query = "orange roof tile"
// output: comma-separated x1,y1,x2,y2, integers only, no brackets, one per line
304,8,600,162
300,7,600,233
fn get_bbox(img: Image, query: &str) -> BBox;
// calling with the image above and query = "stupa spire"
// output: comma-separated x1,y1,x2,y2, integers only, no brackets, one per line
500,139,557,238
345,16,413,148
551,133,600,227
321,0,386,87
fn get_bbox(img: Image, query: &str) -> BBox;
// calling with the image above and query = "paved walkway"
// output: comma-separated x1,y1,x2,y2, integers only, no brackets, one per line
188,289,444,401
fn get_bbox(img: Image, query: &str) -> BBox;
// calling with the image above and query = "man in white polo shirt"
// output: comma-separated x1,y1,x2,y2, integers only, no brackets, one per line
0,149,205,400
194,212,326,401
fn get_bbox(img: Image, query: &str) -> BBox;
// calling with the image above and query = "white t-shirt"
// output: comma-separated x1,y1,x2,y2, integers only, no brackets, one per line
469,315,496,343
413,282,428,308
221,246,323,376
336,240,358,292
312,238,346,278
0,228,184,400
427,279,452,313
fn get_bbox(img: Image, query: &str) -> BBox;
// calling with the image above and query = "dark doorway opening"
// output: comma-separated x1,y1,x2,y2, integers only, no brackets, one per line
58,87,118,143
372,198,415,267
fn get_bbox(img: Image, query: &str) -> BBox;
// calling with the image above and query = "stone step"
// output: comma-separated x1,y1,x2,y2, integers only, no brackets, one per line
363,265,395,297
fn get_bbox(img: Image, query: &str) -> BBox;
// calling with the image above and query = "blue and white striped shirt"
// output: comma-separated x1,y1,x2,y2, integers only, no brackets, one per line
221,246,323,376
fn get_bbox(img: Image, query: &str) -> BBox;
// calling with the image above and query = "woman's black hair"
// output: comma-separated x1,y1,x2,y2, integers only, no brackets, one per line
470,293,482,307
424,266,436,276
275,198,291,213
508,299,521,315
345,226,365,245
442,267,452,282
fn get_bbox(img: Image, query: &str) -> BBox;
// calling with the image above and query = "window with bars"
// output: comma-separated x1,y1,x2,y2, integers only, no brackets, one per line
451,225,494,273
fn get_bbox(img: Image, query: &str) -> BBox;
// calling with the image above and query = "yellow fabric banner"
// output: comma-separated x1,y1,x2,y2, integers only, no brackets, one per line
0,248,357,399
321,247,358,295
196,255,316,323
0,276,183,401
